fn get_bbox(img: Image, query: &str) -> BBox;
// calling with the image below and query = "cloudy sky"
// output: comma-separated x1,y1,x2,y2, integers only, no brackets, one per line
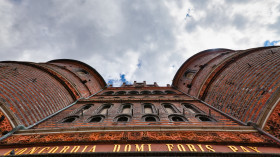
0,0,280,86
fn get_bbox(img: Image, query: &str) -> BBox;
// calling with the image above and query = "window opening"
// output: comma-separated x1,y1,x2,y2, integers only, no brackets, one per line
183,103,200,114
117,116,129,122
165,90,176,94
163,104,177,114
122,105,132,114
128,91,139,95
102,91,114,95
144,104,153,114
140,91,151,94
99,105,112,115
115,91,126,95
62,116,78,123
152,91,164,94
145,116,157,122
172,116,184,122
197,116,212,122
88,116,104,123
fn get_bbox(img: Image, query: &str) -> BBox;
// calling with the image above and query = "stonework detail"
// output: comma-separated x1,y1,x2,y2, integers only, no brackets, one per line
1,131,272,145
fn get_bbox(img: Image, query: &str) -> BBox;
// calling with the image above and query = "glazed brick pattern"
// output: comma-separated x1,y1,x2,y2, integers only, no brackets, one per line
0,63,74,126
203,47,280,123
264,101,280,139
50,62,104,96
42,63,90,98
34,88,239,129
0,131,272,145
0,110,13,138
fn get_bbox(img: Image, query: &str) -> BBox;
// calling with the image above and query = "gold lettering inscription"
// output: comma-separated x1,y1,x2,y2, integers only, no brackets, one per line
247,146,261,153
186,144,197,152
38,147,50,154
48,146,59,153
135,144,144,152
205,145,215,152
27,147,40,154
177,144,186,151
16,148,27,155
4,149,18,156
197,144,204,152
240,146,250,152
124,144,131,152
81,146,88,152
166,144,174,151
113,144,121,152
228,146,238,152
88,145,96,152
71,146,80,153
60,146,70,153
147,144,152,152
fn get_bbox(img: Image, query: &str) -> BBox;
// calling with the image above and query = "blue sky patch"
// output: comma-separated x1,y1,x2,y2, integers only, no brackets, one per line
264,40,280,47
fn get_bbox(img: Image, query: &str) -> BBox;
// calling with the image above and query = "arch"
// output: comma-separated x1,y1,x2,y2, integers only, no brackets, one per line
152,91,164,95
142,103,156,114
165,90,176,94
114,115,132,123
142,115,160,122
195,114,215,122
98,104,113,115
182,103,201,114
162,103,179,114
88,115,105,123
75,104,94,115
128,91,139,95
168,115,187,122
61,116,79,123
140,91,152,94
115,91,126,95
102,91,114,95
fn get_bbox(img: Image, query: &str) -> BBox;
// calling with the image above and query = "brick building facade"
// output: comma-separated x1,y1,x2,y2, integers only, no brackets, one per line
0,47,280,156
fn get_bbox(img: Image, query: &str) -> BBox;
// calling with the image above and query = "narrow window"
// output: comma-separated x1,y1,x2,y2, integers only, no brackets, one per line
99,104,112,115
163,103,178,114
144,105,153,114
122,104,132,114
75,104,94,115
183,103,200,114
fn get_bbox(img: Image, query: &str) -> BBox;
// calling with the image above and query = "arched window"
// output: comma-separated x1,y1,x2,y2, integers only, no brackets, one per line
115,91,126,95
165,90,176,94
183,69,196,80
76,69,89,75
196,115,215,122
142,103,155,114
102,91,114,95
121,104,132,114
88,115,105,123
152,91,164,94
182,103,200,114
140,91,152,94
162,103,179,114
128,91,139,95
168,115,187,122
61,116,79,123
98,104,113,115
115,115,131,123
75,104,94,115
142,115,160,122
